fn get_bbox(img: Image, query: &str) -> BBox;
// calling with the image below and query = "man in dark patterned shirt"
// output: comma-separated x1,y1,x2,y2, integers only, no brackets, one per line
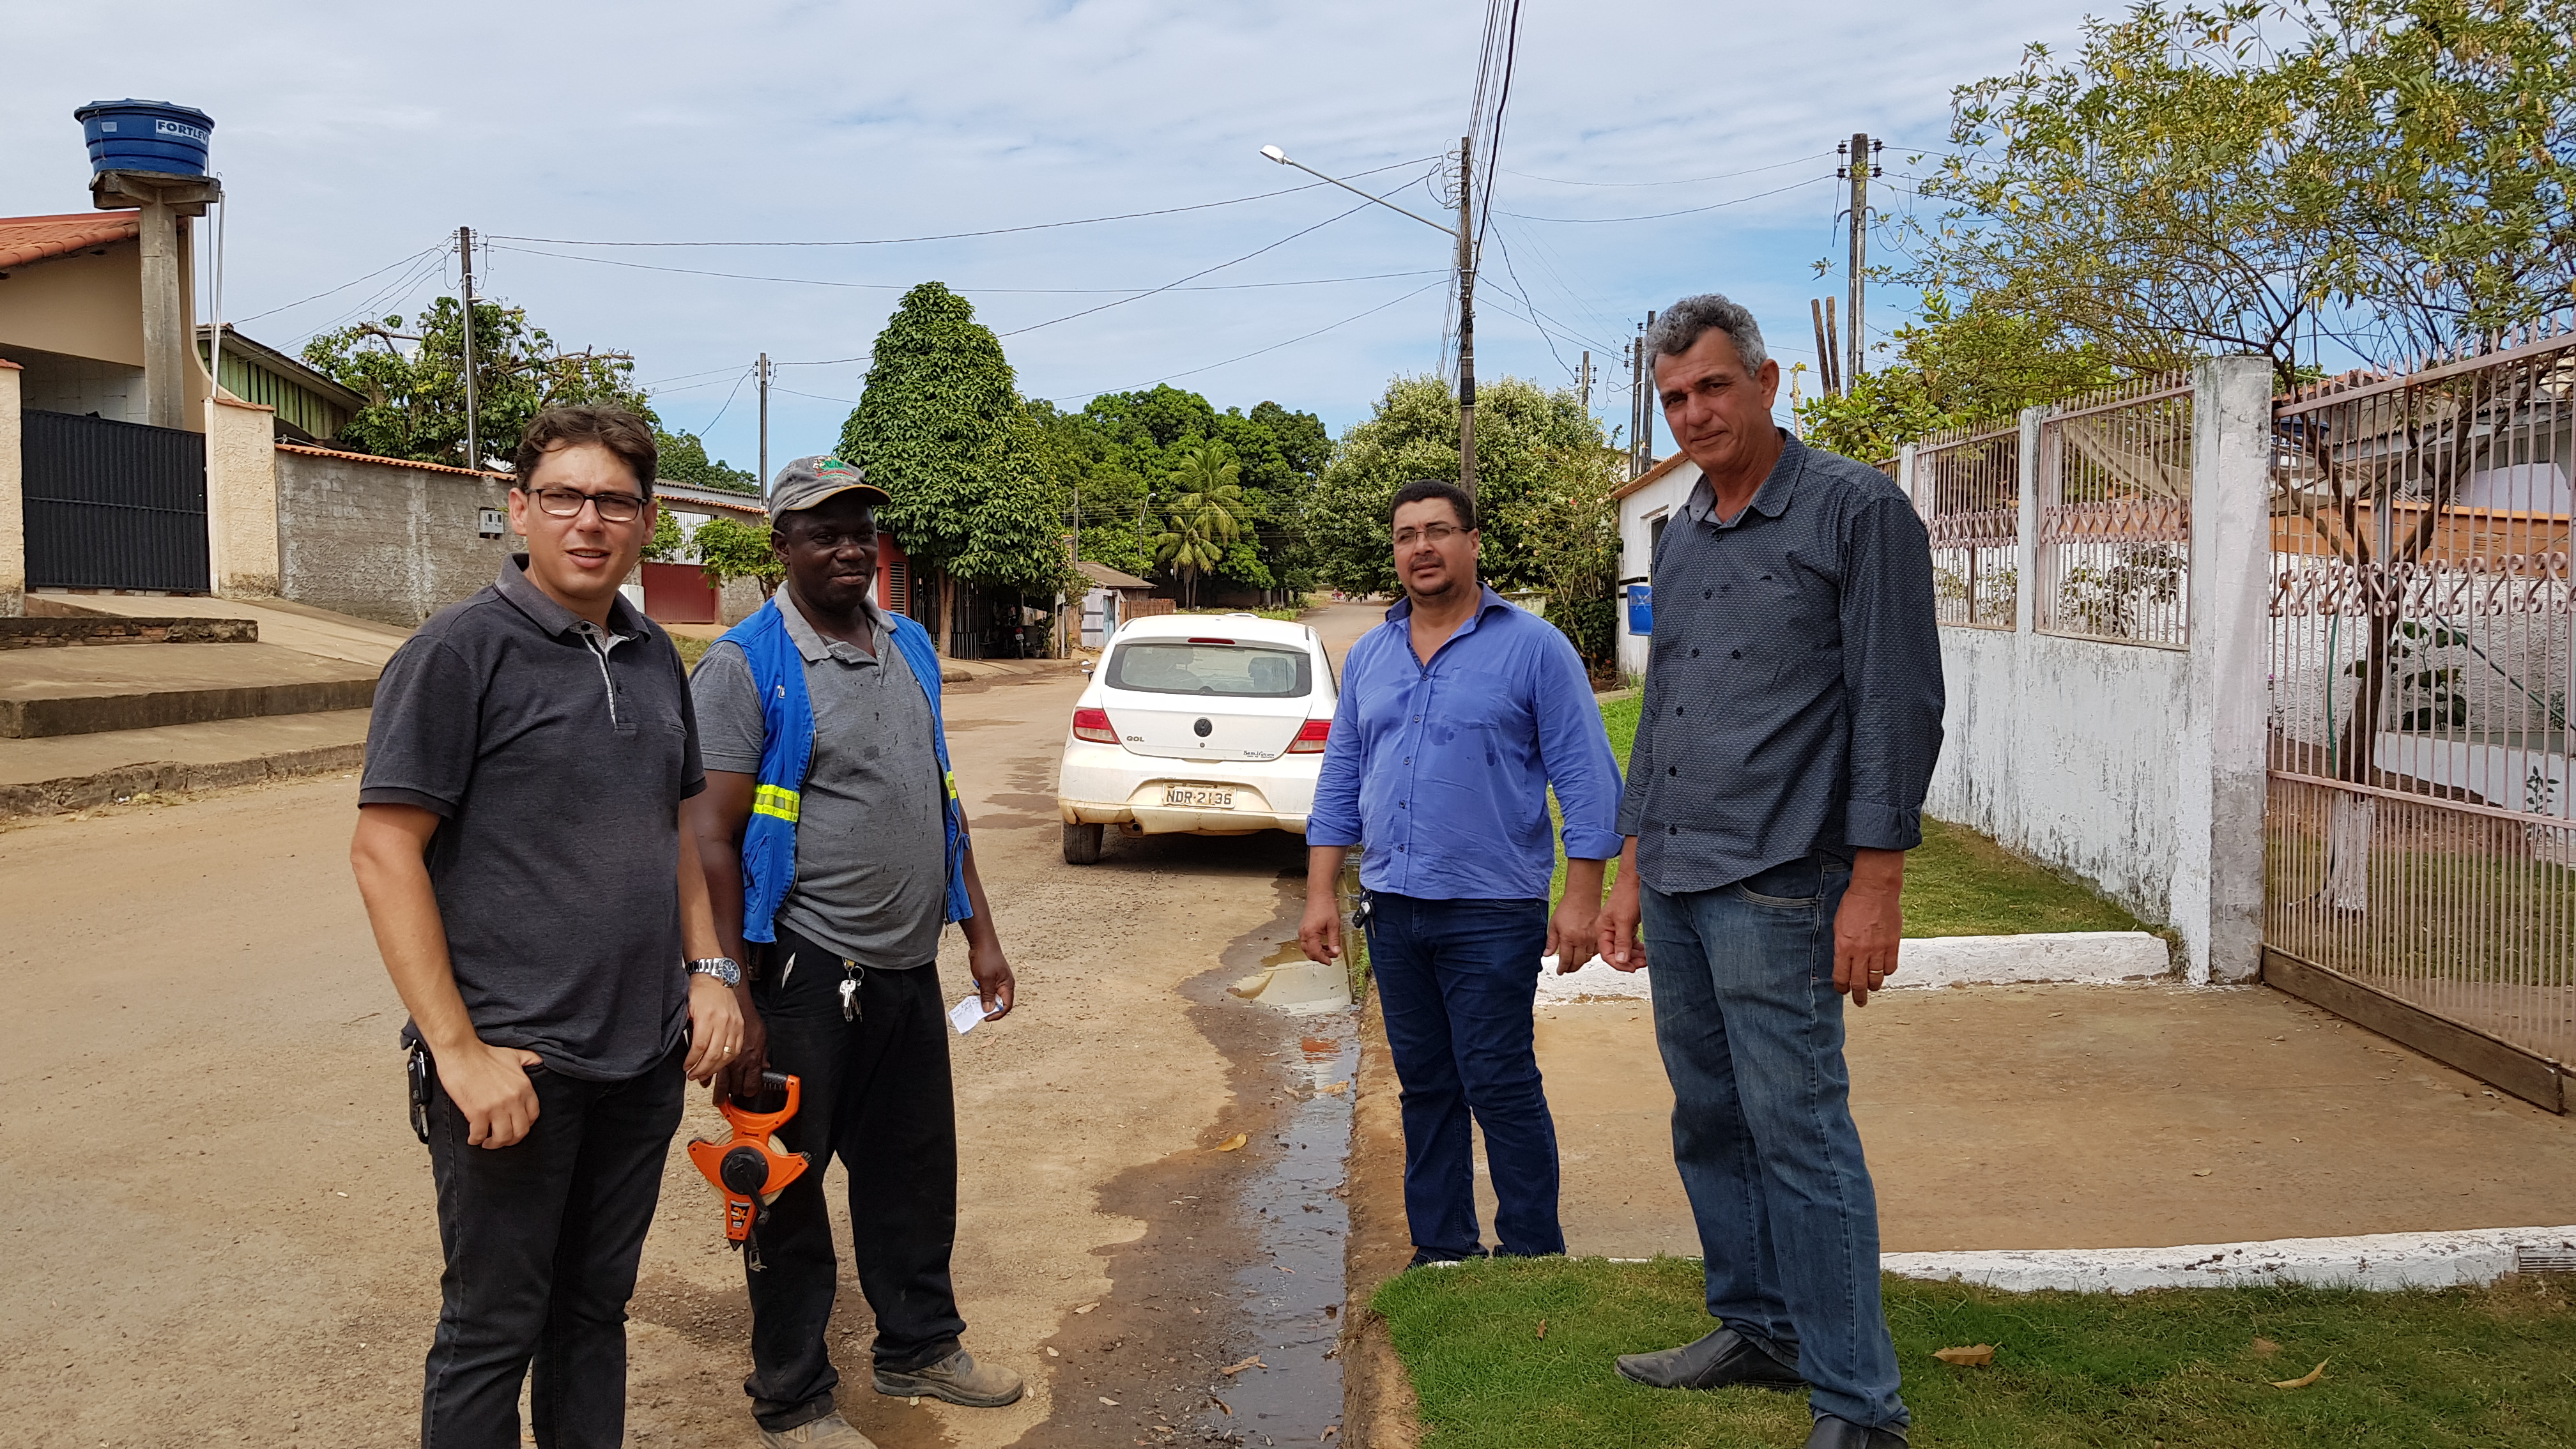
1597,295,1943,1449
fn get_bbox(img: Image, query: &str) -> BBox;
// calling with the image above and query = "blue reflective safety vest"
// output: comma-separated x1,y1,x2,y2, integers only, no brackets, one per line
721,596,973,945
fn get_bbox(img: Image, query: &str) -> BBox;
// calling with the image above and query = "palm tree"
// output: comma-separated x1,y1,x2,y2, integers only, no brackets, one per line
1154,443,1250,606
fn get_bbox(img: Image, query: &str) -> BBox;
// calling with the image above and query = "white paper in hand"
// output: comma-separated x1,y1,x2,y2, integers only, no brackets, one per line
950,995,991,1035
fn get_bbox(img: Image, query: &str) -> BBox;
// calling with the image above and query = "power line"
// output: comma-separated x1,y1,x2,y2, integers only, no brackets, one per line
1045,277,1448,404
487,243,1442,296
694,366,756,435
484,159,1436,249
233,243,442,325
1001,169,1438,338
1498,174,1835,224
1499,151,1836,188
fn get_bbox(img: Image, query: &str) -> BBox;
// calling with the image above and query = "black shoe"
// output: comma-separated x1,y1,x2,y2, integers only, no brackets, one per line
1614,1327,1805,1392
1804,1414,1909,1448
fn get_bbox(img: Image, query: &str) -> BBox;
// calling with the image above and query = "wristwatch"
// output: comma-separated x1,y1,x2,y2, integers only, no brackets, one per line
688,956,743,988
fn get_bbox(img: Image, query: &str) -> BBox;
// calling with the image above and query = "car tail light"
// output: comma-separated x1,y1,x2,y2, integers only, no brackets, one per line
1286,718,1332,753
1186,636,1235,645
1072,707,1117,744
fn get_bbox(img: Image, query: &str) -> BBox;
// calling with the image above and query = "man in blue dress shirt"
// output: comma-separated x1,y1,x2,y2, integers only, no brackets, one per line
1301,478,1624,1266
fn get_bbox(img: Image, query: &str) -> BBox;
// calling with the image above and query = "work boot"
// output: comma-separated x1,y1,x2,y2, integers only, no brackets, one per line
1803,1414,1909,1448
1615,1326,1806,1392
873,1348,1026,1407
760,1411,878,1448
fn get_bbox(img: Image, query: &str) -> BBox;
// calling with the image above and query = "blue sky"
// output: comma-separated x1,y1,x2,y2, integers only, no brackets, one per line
3,1,2093,474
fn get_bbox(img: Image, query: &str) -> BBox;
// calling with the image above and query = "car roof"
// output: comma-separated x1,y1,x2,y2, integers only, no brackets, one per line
1110,613,1315,648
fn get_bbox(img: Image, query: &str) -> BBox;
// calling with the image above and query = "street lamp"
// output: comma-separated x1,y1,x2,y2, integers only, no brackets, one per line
1262,140,1482,499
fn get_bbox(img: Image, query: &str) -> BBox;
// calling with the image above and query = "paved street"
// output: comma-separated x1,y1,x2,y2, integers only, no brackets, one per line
0,604,1382,1449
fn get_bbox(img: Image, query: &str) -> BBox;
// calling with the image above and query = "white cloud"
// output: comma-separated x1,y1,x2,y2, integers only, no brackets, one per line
2,0,2087,468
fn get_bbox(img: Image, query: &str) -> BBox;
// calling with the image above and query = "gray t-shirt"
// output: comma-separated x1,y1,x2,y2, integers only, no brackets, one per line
691,593,947,969
360,556,707,1082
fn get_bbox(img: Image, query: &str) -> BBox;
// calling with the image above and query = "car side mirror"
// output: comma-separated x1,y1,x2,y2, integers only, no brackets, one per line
1078,659,1095,676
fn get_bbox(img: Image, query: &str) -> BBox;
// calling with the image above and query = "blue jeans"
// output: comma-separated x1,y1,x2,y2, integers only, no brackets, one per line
1366,893,1565,1259
1642,854,1907,1431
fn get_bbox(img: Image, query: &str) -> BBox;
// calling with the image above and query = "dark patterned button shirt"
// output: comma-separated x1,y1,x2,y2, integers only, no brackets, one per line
1616,433,1945,893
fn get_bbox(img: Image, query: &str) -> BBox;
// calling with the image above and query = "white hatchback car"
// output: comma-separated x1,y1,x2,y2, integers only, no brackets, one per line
1055,612,1338,863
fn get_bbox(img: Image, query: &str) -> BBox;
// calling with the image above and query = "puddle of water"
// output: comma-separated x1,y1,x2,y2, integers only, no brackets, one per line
1192,1011,1358,1443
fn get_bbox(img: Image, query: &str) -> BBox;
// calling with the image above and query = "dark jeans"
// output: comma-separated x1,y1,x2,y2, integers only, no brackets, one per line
744,923,965,1432
420,1040,686,1449
1641,852,1908,1431
1365,893,1565,1259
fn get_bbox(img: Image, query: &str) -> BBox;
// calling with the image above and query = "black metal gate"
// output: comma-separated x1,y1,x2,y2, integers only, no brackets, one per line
22,410,210,592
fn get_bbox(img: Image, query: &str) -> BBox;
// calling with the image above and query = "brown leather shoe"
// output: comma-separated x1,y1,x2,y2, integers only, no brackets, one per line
1614,1327,1806,1392
873,1348,1026,1407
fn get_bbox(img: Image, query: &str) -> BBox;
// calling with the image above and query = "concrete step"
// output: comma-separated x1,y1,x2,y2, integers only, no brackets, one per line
0,643,379,738
26,591,411,669
0,616,261,649
0,707,371,816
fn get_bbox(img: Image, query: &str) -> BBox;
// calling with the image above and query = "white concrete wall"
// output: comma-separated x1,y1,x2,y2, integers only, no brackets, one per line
1614,459,1699,678
1927,625,2193,923
0,359,22,617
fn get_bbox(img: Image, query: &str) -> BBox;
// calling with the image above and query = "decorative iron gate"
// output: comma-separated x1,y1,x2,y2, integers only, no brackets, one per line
21,410,210,592
2265,326,2575,1112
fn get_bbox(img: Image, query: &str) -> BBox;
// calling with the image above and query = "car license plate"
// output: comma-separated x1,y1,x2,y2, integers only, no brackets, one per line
1163,785,1236,809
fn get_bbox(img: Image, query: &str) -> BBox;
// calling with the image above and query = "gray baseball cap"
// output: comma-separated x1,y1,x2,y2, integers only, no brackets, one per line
767,455,890,520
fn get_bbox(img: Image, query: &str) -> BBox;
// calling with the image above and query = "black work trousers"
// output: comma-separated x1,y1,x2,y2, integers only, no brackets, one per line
419,1040,686,1449
744,923,966,1432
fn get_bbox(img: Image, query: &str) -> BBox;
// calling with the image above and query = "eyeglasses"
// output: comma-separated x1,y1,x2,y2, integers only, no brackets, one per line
525,486,647,525
1392,523,1468,548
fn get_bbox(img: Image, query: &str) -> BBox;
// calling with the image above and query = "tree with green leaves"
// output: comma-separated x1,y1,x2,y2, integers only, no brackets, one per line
656,429,758,492
1153,443,1251,606
303,297,648,468
1796,293,2118,461
838,282,1067,597
1903,0,2576,391
1306,374,1605,598
690,515,785,599
1044,386,1329,599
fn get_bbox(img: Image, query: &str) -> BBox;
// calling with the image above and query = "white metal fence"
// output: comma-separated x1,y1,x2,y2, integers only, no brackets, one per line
1916,423,2021,629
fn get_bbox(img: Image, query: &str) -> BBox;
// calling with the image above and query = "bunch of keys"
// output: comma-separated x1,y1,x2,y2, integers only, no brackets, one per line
838,962,862,1023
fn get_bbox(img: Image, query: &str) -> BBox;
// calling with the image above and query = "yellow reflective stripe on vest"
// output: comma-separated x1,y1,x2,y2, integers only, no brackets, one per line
753,784,802,823
944,770,959,802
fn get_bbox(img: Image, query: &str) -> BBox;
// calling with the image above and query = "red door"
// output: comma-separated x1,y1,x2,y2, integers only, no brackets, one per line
641,562,718,624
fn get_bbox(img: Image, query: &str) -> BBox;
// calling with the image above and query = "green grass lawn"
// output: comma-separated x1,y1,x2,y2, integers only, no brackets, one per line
1556,696,2143,939
1374,1255,2576,1449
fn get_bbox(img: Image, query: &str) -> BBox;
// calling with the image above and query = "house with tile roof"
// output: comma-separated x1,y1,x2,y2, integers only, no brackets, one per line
0,208,203,427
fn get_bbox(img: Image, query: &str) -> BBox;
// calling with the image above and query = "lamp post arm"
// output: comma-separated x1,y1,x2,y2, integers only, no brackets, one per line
1264,153,1457,238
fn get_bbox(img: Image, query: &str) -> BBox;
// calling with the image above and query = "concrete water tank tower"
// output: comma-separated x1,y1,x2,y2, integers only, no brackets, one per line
74,100,221,431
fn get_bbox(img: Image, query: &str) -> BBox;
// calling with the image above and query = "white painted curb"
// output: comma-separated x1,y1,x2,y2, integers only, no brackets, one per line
1890,931,2169,989
1532,930,2170,1004
1883,1225,2576,1293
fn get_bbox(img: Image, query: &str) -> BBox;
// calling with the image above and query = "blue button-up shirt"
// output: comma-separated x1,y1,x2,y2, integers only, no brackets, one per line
1308,586,1624,901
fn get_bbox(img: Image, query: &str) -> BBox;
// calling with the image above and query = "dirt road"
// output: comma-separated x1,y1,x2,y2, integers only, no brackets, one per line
0,605,1384,1449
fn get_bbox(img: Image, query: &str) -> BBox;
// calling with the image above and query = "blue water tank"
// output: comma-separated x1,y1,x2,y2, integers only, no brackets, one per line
73,99,215,178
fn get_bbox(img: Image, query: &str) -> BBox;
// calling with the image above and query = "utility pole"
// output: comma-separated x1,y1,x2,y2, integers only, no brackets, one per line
756,352,772,486
1839,134,1879,386
457,226,480,473
1579,349,1591,414
1637,310,1658,470
1627,329,1644,478
1455,134,1478,500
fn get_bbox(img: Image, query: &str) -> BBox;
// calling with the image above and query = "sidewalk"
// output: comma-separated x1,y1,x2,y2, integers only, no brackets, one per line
1531,983,2576,1257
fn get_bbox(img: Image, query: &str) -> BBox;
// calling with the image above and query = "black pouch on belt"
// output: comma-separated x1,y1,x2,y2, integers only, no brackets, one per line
406,1041,433,1144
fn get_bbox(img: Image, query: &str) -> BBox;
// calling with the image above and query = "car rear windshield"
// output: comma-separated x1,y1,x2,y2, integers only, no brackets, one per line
1107,641,1312,698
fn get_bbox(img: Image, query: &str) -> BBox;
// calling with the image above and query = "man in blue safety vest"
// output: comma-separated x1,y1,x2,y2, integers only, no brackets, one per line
685,456,1022,1449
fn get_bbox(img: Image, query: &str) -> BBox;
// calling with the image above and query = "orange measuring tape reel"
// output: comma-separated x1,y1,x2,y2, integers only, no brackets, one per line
687,1070,811,1268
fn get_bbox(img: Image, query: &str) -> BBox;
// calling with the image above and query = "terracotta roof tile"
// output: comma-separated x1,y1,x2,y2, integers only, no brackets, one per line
0,211,141,270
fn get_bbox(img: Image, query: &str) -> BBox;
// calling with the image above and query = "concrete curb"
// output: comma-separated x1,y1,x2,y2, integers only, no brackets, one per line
1534,930,2173,1004
0,742,365,819
1883,1225,2576,1293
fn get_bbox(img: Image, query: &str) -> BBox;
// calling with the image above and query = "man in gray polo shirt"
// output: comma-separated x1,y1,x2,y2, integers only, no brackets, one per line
686,456,1022,1449
351,403,746,1449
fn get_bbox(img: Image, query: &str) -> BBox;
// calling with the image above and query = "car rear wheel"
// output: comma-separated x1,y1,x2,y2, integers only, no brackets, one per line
1061,822,1105,865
